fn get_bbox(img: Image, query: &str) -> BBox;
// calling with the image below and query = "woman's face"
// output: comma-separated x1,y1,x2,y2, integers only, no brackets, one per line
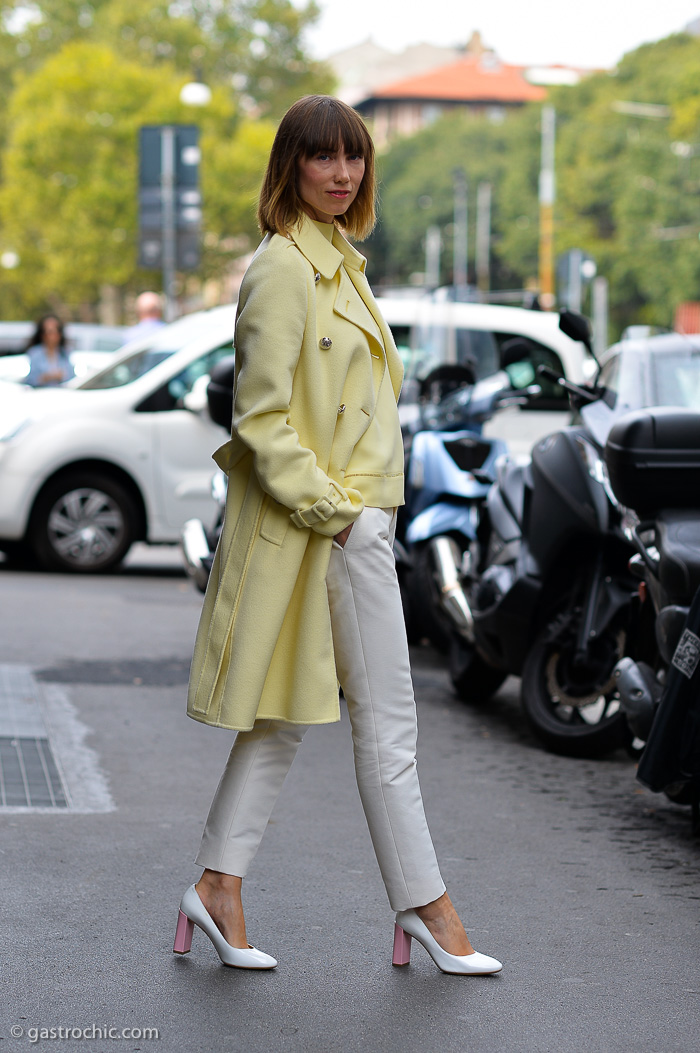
297,147,365,224
41,318,62,350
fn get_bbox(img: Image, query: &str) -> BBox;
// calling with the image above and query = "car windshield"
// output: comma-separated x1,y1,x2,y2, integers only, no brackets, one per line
79,313,231,390
406,324,499,382
650,350,700,409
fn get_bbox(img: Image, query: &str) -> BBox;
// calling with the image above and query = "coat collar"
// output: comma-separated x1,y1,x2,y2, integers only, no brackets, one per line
289,213,367,279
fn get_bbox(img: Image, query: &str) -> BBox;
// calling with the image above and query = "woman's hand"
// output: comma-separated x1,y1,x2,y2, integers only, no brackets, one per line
333,523,354,548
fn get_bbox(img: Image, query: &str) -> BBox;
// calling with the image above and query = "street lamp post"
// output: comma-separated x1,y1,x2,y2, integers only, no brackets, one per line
425,225,441,288
538,105,556,309
476,181,491,295
452,167,468,290
160,127,177,323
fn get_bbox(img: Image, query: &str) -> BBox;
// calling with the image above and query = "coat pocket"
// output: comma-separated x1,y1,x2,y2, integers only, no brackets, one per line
259,496,290,546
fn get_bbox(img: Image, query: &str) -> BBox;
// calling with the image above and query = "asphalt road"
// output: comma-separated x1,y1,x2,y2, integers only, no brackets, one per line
1,546,698,1053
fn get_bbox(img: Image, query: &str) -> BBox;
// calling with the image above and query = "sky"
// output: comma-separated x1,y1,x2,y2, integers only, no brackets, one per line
299,0,700,69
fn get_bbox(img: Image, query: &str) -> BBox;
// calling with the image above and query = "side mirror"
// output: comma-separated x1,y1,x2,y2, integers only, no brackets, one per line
182,374,210,413
558,309,592,352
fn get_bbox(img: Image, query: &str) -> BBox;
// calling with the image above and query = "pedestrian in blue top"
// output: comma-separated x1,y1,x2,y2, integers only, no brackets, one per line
24,315,74,387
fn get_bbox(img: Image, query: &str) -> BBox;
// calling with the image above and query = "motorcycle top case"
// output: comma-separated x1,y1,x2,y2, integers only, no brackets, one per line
604,408,700,514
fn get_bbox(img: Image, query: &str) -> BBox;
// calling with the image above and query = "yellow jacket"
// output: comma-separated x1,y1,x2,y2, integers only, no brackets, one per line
187,215,404,731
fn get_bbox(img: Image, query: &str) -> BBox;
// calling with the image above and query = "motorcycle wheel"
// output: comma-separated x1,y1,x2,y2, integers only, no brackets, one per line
521,609,631,758
411,539,464,653
450,636,506,704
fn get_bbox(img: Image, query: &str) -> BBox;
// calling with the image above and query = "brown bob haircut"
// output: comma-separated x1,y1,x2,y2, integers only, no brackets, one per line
257,95,376,241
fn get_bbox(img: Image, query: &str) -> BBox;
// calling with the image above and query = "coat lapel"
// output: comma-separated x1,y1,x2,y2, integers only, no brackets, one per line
289,215,404,401
333,267,382,342
341,266,404,401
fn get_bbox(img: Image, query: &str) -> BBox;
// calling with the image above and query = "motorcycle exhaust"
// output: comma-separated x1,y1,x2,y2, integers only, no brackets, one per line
613,657,663,740
429,536,475,642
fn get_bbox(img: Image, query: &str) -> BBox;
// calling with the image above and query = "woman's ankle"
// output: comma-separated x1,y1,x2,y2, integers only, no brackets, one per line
197,870,242,895
415,891,452,921
195,871,247,946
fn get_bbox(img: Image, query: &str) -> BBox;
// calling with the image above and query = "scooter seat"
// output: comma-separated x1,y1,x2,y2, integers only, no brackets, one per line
656,511,700,604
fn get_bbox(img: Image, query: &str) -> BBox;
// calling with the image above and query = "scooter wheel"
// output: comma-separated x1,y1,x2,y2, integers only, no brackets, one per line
521,620,630,757
450,637,506,704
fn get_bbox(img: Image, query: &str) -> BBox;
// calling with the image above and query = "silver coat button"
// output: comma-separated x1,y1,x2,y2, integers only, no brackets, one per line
338,404,346,414
314,272,321,283
320,336,332,349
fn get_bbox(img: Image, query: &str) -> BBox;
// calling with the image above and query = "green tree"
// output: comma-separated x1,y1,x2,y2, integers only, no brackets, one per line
365,108,540,292
0,0,332,116
0,40,275,316
367,32,700,338
552,33,700,333
0,0,332,318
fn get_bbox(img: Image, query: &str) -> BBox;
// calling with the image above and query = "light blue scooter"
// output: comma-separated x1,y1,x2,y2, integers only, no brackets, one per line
398,369,532,650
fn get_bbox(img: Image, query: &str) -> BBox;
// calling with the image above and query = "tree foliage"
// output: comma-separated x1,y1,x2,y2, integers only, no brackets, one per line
0,0,332,318
2,9,699,332
367,32,700,337
366,107,541,294
0,0,330,114
0,41,278,314
553,33,700,333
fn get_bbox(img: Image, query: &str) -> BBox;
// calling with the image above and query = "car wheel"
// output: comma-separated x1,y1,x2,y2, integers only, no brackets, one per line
30,472,138,573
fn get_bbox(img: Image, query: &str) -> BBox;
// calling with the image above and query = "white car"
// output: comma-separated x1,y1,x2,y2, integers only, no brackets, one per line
376,296,596,454
0,297,594,574
0,306,237,572
375,296,595,385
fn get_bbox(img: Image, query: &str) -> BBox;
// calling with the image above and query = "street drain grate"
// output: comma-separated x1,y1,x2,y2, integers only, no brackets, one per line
0,663,113,813
0,736,68,808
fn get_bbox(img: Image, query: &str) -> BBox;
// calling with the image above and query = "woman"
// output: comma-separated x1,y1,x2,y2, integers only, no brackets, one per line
24,315,74,387
174,95,502,977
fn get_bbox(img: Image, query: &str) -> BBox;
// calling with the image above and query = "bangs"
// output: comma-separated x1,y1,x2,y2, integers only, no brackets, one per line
296,99,372,159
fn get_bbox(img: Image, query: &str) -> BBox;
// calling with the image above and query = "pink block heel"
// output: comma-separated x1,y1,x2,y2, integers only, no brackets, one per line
172,885,277,968
392,922,412,966
173,909,194,954
393,909,502,975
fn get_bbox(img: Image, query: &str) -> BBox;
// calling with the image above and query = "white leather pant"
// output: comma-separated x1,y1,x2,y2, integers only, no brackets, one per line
195,506,446,912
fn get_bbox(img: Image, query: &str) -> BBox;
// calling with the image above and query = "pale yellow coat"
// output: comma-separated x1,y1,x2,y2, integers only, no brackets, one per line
187,215,404,731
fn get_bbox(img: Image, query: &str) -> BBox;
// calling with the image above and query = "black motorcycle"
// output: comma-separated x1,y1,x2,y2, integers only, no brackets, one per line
445,312,639,756
605,407,700,825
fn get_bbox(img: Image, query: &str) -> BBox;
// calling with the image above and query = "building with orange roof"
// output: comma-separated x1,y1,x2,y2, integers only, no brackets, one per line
355,37,555,147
